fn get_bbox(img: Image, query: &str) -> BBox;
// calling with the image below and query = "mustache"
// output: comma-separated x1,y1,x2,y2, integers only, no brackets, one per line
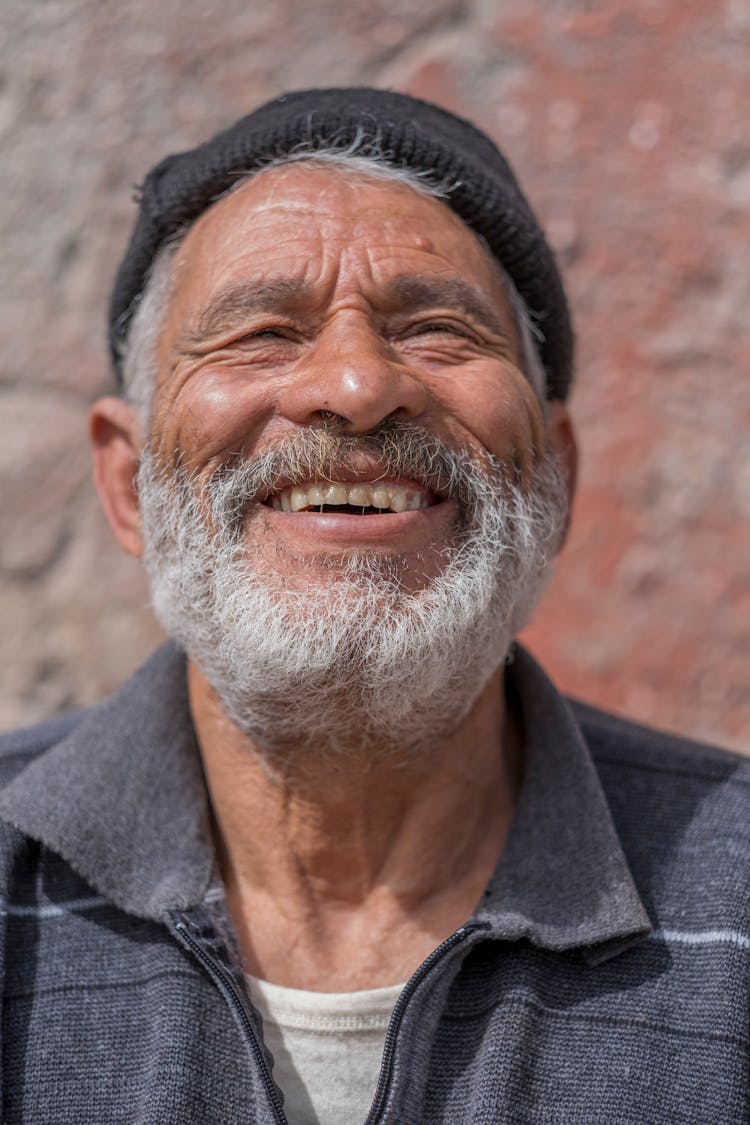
185,420,503,536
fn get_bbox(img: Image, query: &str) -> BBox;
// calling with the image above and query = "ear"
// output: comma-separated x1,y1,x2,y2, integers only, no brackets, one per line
545,400,578,549
89,396,145,558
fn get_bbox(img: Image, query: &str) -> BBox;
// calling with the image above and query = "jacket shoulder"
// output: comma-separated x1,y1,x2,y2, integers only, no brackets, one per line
0,709,88,786
570,699,750,923
570,697,748,780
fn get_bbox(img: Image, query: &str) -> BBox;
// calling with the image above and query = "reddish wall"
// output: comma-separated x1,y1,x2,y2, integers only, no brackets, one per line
1,0,748,750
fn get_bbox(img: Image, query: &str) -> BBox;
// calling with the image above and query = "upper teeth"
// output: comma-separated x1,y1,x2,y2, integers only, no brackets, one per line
270,481,428,513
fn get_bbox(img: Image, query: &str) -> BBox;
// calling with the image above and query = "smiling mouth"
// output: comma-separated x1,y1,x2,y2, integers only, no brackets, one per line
265,480,436,515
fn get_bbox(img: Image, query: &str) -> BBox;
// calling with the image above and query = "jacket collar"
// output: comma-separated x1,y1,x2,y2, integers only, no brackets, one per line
475,646,652,961
0,642,650,957
0,643,214,919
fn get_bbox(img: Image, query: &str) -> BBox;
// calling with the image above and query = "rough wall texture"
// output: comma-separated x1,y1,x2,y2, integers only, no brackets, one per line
1,0,748,750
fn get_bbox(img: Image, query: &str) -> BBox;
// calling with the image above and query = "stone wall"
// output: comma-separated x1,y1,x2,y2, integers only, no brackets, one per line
2,0,748,751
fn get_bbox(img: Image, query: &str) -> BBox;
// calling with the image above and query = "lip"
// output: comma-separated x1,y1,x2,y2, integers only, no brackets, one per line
254,496,457,549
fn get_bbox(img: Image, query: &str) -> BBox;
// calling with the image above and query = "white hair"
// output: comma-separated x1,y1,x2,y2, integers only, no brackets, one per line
120,146,548,421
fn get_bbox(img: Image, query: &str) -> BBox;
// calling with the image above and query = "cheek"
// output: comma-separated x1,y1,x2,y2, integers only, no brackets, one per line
439,366,546,467
152,368,276,472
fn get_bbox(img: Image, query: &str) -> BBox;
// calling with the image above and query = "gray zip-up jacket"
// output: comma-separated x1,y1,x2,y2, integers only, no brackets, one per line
0,643,748,1123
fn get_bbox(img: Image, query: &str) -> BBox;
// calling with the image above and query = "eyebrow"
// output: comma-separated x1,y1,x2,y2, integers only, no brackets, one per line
384,276,513,340
182,279,312,348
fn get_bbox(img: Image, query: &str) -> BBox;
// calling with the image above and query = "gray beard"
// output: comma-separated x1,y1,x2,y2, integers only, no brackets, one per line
137,422,567,768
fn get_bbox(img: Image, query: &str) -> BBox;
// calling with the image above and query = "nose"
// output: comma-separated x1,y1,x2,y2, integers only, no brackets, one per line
277,316,429,433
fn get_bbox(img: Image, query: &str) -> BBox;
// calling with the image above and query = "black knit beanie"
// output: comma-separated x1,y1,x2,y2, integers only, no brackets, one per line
109,87,574,400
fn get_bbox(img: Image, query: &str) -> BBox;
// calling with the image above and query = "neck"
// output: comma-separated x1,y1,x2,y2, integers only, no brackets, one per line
189,661,522,989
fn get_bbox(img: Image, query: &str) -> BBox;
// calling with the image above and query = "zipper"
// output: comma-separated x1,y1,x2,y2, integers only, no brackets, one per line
365,923,486,1124
171,915,288,1125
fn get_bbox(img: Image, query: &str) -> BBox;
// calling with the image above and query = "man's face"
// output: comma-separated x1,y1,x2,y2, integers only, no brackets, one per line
149,164,549,596
98,163,572,758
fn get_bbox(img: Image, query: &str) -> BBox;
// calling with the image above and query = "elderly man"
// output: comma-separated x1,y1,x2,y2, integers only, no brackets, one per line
1,88,748,1124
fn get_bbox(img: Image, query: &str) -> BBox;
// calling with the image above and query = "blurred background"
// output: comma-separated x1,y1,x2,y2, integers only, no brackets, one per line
2,0,748,751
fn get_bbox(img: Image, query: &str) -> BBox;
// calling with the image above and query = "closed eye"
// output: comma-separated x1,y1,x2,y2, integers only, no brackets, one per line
229,324,301,346
244,326,290,339
402,320,482,343
185,324,303,361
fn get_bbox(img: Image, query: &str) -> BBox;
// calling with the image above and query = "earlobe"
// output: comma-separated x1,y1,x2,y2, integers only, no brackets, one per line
546,400,578,549
89,396,145,558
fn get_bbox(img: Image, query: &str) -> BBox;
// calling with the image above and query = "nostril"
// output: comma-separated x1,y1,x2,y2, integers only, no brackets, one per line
318,409,350,426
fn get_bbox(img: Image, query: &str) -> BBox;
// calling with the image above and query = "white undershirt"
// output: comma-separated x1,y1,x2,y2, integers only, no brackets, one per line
246,974,405,1125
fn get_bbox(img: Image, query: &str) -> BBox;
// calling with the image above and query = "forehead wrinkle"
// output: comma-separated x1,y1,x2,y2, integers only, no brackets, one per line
385,275,513,341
